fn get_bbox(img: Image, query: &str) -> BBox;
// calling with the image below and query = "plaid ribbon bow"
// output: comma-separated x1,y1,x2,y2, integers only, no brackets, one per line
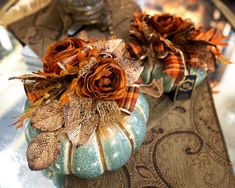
162,51,186,85
116,86,139,115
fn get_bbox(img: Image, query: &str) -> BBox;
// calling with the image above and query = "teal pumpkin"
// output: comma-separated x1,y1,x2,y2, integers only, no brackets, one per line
25,93,149,178
141,63,207,93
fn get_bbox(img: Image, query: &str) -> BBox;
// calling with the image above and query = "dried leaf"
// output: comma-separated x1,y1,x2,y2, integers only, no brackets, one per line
9,74,46,81
194,29,227,47
59,78,79,108
26,132,60,170
59,93,98,146
63,93,94,127
210,30,227,46
12,109,34,128
195,28,215,41
11,74,74,103
183,43,216,71
67,115,99,146
217,54,232,64
22,74,73,103
33,71,60,77
31,100,64,131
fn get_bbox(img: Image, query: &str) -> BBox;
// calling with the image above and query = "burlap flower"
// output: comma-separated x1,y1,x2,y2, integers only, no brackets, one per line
43,38,86,74
76,58,127,100
149,13,194,39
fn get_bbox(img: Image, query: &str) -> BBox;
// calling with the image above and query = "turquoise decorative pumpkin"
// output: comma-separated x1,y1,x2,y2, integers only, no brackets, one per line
25,93,149,178
141,63,207,93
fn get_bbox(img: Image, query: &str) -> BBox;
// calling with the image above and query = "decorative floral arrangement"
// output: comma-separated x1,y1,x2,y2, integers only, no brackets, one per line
127,13,229,86
10,13,230,175
11,38,162,171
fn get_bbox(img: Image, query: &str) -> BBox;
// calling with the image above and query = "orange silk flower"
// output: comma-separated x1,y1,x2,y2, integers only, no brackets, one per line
76,58,127,100
43,38,85,74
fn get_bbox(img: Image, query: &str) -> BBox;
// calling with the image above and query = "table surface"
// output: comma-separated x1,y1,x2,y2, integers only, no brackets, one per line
64,81,235,188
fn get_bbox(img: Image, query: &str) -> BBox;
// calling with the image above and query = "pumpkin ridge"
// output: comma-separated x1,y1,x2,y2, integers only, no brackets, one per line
117,122,135,154
95,130,107,171
67,138,73,174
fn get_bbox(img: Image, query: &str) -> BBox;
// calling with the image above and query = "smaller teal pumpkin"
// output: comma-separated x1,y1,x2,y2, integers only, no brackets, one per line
141,63,207,93
25,93,149,178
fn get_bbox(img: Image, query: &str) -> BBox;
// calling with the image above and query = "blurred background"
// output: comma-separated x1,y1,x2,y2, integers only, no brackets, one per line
0,0,235,187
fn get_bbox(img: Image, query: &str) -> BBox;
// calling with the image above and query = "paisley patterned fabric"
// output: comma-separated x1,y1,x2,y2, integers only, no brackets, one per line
64,81,235,188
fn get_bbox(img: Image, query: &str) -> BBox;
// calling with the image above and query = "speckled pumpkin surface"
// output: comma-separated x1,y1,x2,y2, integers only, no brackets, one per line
141,63,207,93
25,93,149,178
